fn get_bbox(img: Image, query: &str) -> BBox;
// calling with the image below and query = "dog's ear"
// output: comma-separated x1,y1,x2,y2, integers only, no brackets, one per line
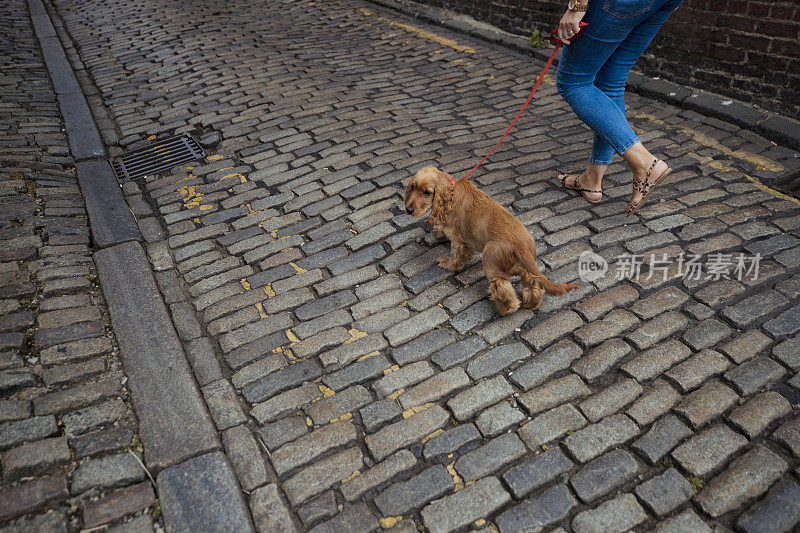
428,179,453,227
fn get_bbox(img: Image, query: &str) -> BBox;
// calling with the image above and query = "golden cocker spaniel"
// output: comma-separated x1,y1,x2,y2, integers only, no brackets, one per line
404,166,578,315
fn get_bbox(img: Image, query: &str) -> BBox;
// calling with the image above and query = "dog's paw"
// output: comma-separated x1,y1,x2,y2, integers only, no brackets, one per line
433,229,446,239
438,255,454,271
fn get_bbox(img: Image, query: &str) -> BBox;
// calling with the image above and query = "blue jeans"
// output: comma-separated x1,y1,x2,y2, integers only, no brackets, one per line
556,0,683,165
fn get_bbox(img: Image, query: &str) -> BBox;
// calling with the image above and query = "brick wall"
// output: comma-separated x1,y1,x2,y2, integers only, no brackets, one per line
409,0,800,119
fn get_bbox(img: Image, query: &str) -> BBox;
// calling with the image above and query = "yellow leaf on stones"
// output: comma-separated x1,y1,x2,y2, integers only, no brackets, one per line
341,470,360,483
345,328,368,345
254,302,267,319
380,517,402,529
475,519,486,527
387,389,404,400
207,154,224,161
422,429,444,443
447,462,464,491
305,417,313,427
263,284,275,298
318,384,335,398
270,230,278,238
240,279,251,290
356,351,379,362
383,365,400,375
329,412,352,423
289,262,307,274
199,204,213,211
286,330,300,344
147,134,156,141
402,403,435,419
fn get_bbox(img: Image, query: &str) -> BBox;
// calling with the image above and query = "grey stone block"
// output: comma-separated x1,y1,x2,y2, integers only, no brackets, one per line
736,480,800,533
157,452,254,532
571,493,647,533
423,423,481,459
570,449,639,503
502,447,574,498
454,432,527,481
633,414,692,465
421,477,510,533
374,465,452,516
94,242,219,471
496,484,577,533
634,467,693,516
57,93,107,160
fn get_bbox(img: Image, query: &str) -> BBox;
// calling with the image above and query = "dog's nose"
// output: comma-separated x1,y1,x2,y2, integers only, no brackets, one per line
405,206,414,215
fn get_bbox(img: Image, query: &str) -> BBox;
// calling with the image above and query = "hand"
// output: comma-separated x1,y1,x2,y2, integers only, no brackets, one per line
558,8,586,44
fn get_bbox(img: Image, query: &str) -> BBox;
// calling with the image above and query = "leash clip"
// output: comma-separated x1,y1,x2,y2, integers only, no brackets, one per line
550,22,589,46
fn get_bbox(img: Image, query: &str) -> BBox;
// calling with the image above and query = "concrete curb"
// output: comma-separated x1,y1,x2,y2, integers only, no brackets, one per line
94,242,222,473
366,0,800,152
27,0,141,248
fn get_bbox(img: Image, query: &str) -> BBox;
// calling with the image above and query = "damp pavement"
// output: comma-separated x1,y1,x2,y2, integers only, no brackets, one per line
2,0,800,531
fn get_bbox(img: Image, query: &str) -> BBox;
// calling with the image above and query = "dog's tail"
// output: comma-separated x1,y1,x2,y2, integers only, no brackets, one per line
518,245,579,296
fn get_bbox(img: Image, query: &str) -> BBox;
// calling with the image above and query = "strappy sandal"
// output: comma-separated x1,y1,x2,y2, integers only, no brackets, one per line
625,159,671,216
558,173,602,204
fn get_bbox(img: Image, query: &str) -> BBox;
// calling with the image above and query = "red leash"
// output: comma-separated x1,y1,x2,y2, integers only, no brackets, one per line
451,22,589,184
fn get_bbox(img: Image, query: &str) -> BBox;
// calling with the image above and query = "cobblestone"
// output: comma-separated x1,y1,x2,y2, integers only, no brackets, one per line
341,449,416,502
519,374,590,415
579,378,642,422
633,414,692,464
571,449,639,503
447,376,513,422
423,423,481,460
571,493,647,533
365,405,449,461
454,432,526,481
510,340,582,390
564,414,639,463
696,444,787,517
635,467,694,516
421,476,510,533
728,391,792,438
496,484,577,533
672,424,748,477
736,480,800,533
519,404,587,449
673,379,740,429
724,356,785,396
374,465,452,516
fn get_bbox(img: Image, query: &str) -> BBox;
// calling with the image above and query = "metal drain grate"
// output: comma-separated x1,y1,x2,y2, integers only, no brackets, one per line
112,134,206,180
771,168,800,198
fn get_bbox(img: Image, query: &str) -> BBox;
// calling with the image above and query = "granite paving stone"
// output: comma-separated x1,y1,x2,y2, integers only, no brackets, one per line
634,467,694,516
570,449,639,503
695,444,788,517
671,424,748,477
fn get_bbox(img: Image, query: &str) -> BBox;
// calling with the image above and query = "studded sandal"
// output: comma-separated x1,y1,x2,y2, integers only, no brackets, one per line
625,159,671,216
558,173,602,204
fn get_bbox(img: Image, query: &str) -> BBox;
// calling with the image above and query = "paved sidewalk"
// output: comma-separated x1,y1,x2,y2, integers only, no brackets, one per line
0,1,160,530
14,0,800,531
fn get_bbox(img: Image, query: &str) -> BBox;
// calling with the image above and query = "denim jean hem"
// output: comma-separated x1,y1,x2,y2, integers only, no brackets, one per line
618,137,640,157
589,157,613,165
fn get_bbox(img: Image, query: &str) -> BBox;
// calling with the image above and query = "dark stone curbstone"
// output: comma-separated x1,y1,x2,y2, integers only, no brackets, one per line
157,452,255,532
76,160,142,248
94,242,219,471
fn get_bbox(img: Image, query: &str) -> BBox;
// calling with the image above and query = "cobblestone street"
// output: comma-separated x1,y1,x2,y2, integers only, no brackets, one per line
3,0,800,531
